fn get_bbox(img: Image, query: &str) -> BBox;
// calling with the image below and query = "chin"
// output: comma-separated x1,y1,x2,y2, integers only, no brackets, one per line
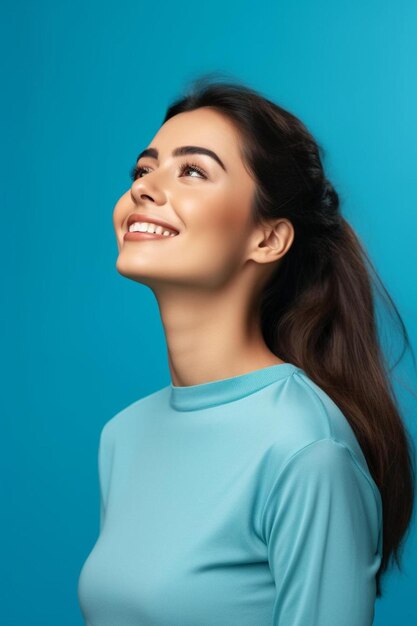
115,255,142,279
114,256,162,288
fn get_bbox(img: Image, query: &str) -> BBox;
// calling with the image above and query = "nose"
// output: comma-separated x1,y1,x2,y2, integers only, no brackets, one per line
130,172,167,206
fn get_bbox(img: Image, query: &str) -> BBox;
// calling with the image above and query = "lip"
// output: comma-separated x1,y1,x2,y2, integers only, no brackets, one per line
126,212,180,234
123,230,177,242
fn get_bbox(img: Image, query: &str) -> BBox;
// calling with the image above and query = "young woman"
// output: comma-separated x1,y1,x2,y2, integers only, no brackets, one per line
78,77,415,626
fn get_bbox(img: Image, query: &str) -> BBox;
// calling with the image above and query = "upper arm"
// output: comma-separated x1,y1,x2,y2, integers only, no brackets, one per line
261,438,382,626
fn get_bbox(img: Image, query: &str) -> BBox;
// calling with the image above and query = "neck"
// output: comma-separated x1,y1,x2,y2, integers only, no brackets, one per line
152,282,285,387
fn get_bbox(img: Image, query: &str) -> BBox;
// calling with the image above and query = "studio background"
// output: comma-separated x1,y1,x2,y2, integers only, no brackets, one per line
1,0,416,624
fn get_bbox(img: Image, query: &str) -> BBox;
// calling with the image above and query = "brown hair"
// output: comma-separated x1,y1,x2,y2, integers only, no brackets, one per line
162,74,416,597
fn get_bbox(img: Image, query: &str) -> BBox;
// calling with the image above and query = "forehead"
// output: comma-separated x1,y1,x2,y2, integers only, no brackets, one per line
151,107,245,171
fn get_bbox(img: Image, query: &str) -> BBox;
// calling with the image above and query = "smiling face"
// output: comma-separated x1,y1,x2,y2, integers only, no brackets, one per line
113,107,260,291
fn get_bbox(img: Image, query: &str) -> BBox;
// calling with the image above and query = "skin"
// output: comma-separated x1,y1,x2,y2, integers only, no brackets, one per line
113,107,295,387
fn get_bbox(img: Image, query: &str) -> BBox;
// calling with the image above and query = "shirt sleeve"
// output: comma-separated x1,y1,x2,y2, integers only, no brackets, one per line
97,420,115,533
261,437,382,626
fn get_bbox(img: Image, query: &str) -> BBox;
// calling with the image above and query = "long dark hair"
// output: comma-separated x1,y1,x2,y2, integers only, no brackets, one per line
161,74,416,597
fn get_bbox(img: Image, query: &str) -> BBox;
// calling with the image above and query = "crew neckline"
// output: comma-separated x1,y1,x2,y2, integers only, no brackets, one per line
169,362,300,411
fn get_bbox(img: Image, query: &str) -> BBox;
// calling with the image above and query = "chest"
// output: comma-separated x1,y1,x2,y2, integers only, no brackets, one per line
78,432,275,625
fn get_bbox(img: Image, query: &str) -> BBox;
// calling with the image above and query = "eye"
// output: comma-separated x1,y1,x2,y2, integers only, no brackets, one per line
129,161,208,182
178,161,208,179
130,164,149,181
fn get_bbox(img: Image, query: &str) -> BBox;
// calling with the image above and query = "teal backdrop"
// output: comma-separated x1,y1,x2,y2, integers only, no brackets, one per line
1,0,416,624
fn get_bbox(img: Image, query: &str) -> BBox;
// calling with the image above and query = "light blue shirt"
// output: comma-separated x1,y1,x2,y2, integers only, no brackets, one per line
77,362,382,625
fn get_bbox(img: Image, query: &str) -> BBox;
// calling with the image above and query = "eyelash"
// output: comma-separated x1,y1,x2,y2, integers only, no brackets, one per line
129,161,208,182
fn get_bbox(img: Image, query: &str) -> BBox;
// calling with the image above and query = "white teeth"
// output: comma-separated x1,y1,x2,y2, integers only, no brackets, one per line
128,221,177,236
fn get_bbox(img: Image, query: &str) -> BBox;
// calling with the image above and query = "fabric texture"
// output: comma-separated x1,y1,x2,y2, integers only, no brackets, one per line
77,362,382,625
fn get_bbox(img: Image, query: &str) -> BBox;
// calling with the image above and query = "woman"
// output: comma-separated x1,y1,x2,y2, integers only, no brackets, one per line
78,77,415,625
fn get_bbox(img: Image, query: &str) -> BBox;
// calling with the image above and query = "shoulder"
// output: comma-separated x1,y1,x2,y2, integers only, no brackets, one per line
274,436,377,501
258,368,382,507
259,368,383,523
98,384,171,443
264,437,375,507
265,368,370,471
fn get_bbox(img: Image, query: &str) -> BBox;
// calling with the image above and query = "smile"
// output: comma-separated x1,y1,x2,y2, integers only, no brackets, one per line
128,221,178,236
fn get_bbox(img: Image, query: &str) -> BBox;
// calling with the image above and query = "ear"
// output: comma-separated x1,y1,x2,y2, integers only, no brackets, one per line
246,218,294,265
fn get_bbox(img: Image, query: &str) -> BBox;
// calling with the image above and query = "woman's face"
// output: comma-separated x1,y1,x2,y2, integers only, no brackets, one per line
113,107,259,290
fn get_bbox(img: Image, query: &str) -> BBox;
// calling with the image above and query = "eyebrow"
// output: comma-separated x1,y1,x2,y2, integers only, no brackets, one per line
135,145,227,172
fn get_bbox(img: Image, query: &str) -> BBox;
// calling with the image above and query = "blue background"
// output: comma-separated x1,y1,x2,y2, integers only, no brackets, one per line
1,0,416,624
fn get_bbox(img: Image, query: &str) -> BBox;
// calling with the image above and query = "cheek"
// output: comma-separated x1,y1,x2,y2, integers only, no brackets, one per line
184,187,251,237
112,192,130,249
113,192,129,226
176,193,251,283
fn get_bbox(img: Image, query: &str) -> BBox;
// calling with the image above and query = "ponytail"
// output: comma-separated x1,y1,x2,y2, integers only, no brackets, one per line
259,200,415,596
